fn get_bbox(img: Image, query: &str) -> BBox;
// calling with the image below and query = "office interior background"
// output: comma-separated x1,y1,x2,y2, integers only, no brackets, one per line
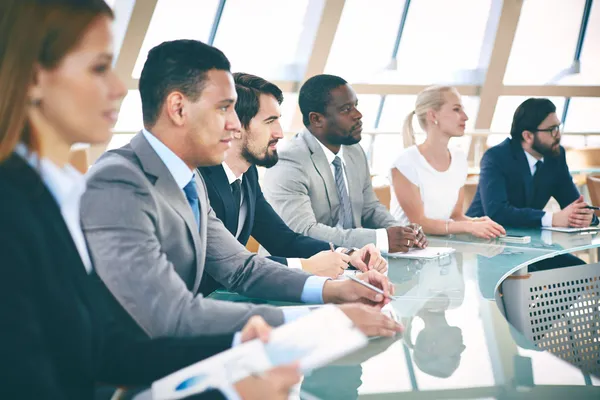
74,0,600,214
47,0,600,397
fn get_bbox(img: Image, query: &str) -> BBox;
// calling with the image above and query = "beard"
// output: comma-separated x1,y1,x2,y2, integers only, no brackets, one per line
532,134,560,158
338,133,361,146
242,141,279,168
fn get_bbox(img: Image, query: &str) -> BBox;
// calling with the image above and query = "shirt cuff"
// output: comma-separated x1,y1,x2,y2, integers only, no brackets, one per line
282,306,313,324
542,211,553,227
376,228,389,253
231,332,242,348
300,275,330,304
287,258,303,269
218,383,243,400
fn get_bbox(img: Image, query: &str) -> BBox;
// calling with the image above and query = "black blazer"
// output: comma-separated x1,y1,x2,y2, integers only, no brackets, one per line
467,138,598,227
199,164,331,265
0,155,230,400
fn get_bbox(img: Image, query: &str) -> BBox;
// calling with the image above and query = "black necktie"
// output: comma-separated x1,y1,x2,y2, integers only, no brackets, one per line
230,179,242,234
533,160,544,180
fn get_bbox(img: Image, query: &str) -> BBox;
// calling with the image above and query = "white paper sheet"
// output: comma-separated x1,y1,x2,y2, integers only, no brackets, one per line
150,305,368,400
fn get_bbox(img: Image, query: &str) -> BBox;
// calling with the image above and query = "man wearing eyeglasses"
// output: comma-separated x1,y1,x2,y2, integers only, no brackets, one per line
467,97,598,229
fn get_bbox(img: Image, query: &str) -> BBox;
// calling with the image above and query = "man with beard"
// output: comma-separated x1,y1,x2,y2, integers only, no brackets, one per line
467,98,597,271
467,97,598,229
262,74,428,253
198,73,388,292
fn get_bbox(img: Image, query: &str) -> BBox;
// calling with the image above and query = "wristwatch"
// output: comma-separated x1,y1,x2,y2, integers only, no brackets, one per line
343,247,359,256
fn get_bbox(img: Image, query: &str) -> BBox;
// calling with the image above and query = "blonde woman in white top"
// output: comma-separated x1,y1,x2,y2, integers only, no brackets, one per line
389,86,505,239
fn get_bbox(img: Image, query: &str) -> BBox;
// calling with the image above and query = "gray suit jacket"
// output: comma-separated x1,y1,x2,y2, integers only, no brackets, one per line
262,130,398,249
81,132,311,337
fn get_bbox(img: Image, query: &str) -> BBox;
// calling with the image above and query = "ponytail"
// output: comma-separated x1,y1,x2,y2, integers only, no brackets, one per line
402,111,416,148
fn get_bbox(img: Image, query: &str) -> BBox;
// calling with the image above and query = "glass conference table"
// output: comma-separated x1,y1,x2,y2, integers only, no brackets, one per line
210,228,600,399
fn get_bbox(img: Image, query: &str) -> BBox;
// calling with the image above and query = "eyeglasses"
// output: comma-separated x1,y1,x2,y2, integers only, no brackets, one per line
535,124,562,138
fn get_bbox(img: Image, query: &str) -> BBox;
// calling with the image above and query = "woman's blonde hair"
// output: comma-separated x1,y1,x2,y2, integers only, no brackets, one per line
0,0,113,162
402,85,459,148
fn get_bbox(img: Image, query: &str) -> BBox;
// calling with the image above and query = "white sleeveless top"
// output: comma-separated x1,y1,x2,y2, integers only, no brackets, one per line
389,145,468,225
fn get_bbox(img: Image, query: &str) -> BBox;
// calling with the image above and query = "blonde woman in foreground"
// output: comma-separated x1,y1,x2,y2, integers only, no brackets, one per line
389,86,505,239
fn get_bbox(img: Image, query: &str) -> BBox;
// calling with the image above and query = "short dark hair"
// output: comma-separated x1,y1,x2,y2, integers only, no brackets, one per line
233,72,283,130
298,74,347,127
139,39,231,127
510,98,557,141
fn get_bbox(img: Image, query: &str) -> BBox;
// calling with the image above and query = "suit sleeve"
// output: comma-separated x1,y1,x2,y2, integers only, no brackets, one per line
81,161,287,337
202,198,313,303
478,150,545,227
356,147,398,229
251,173,330,259
262,152,381,249
0,226,69,400
97,323,233,386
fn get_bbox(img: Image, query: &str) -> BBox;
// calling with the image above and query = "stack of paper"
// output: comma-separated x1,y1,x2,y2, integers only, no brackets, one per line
387,247,455,259
150,305,368,400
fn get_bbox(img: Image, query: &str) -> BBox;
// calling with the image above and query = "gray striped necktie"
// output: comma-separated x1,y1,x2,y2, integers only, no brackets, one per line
332,156,354,229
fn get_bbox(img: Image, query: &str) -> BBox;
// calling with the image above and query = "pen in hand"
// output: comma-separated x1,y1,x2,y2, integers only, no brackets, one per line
584,205,600,211
346,274,394,300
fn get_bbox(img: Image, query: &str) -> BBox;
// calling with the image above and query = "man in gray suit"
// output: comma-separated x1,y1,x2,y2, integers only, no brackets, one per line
81,41,401,338
263,74,428,253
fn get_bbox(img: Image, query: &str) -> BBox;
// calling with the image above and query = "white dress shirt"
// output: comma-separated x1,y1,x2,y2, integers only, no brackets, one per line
523,150,553,227
15,144,93,274
222,162,304,270
315,140,389,252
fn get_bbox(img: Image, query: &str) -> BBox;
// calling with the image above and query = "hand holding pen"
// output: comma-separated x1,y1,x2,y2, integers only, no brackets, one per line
408,223,428,249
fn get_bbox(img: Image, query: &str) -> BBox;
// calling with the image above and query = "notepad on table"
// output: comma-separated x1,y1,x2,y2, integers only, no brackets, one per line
150,305,368,400
387,246,455,259
542,226,600,233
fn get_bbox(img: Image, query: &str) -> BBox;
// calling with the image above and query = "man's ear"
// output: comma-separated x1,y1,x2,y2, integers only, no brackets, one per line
165,91,186,126
309,112,325,128
522,130,534,144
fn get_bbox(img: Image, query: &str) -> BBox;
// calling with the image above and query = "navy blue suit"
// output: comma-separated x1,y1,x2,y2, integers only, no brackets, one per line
198,165,331,293
467,138,598,227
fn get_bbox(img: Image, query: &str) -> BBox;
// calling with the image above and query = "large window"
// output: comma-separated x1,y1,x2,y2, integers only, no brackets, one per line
132,0,220,78
504,0,586,85
214,0,312,80
326,0,492,84
559,0,600,85
325,0,408,81
564,97,600,134
390,0,492,84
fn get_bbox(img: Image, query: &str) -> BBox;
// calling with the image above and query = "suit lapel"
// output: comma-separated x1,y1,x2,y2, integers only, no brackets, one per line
4,155,94,304
192,174,209,292
341,148,360,227
510,140,535,206
129,133,204,286
301,131,338,223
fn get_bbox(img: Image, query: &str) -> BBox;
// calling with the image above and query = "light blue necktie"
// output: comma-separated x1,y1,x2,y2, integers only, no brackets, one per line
183,178,200,227
332,156,354,229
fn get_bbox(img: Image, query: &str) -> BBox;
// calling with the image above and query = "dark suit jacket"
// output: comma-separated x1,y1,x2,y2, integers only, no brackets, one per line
199,164,331,266
0,154,230,400
467,138,599,227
